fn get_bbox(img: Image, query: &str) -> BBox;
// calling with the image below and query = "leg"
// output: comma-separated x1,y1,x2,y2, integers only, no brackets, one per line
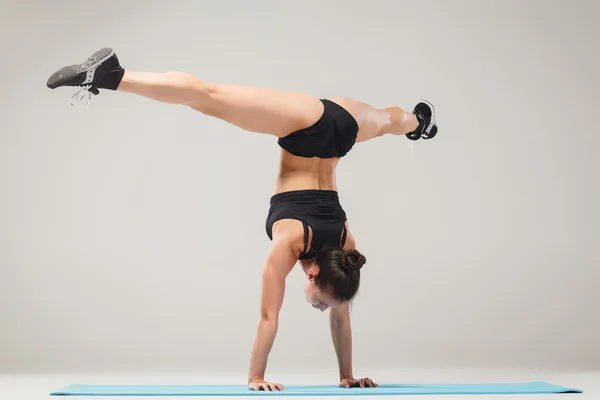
118,70,325,137
46,48,324,138
327,96,419,142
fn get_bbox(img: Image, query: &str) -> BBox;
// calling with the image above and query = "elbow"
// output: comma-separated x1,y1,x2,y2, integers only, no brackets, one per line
260,310,279,324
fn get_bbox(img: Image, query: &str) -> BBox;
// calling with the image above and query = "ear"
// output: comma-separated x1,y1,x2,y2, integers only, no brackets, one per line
307,267,318,281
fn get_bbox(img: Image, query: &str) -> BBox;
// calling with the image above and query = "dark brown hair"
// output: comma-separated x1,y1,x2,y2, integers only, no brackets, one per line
314,248,366,301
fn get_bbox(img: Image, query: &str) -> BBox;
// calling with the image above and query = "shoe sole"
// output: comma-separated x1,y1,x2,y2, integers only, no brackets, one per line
46,48,114,89
420,99,437,139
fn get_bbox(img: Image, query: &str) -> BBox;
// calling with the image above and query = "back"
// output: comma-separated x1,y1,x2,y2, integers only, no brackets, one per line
275,150,341,193
265,189,348,260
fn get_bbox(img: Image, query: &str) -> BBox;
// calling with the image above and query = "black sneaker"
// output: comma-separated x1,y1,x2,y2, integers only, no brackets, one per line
46,48,124,103
406,100,437,140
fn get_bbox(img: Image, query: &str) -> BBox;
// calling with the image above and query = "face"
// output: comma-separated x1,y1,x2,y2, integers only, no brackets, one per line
304,266,343,312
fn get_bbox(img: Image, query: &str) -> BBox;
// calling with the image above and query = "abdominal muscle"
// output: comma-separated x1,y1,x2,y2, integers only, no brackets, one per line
273,149,340,194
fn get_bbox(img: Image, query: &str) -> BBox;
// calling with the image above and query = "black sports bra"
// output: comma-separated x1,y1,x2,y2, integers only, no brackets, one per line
265,190,347,259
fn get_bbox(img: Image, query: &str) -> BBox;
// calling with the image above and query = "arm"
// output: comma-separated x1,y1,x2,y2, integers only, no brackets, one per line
248,234,298,385
331,229,356,380
330,231,377,388
330,302,353,380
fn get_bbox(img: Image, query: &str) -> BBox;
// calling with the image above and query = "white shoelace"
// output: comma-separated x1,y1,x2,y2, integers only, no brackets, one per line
70,85,97,107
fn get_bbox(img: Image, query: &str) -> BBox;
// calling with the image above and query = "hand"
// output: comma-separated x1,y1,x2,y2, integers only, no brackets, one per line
340,376,378,388
248,379,284,392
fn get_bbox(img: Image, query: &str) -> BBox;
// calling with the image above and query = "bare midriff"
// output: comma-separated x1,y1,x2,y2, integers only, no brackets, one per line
273,150,340,194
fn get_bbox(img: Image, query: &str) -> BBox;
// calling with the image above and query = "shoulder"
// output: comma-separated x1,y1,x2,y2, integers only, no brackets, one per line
271,219,305,253
344,233,357,250
343,222,357,250
268,219,304,266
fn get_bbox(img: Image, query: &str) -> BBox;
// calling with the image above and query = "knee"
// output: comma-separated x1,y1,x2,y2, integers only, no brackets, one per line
162,71,196,88
162,71,221,114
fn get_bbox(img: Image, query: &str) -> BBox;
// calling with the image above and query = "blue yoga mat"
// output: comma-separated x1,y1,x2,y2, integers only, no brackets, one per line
50,382,582,396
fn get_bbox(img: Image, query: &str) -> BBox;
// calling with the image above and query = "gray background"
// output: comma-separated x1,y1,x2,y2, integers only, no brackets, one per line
1,0,598,375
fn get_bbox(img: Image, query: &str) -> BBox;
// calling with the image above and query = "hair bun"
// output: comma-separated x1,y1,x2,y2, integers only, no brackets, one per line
341,250,366,272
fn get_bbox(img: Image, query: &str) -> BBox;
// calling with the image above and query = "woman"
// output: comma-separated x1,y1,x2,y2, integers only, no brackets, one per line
46,48,438,391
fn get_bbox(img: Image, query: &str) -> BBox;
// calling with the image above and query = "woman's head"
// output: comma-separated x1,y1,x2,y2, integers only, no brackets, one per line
304,248,366,311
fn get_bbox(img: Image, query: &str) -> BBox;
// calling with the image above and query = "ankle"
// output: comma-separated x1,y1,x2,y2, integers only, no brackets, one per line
96,68,125,91
406,113,419,133
382,107,419,136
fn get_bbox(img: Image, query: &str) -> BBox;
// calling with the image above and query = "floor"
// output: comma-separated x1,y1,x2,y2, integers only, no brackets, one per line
0,368,597,399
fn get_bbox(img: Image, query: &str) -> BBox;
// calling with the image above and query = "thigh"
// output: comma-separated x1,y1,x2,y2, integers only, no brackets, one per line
327,96,390,142
208,84,325,137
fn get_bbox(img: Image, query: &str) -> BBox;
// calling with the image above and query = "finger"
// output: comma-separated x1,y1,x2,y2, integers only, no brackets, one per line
250,384,258,392
366,378,375,387
276,383,285,391
263,383,271,392
360,378,365,388
268,383,277,392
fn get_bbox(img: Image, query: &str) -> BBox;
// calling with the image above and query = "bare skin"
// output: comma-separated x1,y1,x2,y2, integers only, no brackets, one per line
116,70,417,391
117,71,417,194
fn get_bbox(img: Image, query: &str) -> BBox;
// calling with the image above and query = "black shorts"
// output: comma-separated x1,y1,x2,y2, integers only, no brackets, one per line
277,99,359,159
